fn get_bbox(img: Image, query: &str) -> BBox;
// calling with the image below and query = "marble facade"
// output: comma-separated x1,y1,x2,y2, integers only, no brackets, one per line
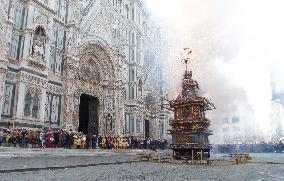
0,0,169,139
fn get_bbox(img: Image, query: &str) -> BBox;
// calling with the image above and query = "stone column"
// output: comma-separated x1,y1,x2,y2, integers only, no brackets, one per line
0,68,8,121
22,5,35,59
39,88,46,125
63,55,78,130
25,5,35,28
3,18,13,60
15,82,25,118
115,40,126,135
114,89,119,134
63,79,75,130
44,40,51,68
21,30,32,59
63,0,82,130
66,0,74,23
45,18,54,66
99,99,104,135
163,119,166,138
8,0,17,20
133,113,137,134
0,3,13,121
117,87,126,135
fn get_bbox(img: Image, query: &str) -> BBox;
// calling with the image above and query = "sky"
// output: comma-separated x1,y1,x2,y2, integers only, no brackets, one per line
145,0,284,135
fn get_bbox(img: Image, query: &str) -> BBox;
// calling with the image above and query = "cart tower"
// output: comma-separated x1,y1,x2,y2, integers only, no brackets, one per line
169,49,215,160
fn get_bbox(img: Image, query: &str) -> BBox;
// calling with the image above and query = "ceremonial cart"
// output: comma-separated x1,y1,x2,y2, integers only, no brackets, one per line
168,50,215,160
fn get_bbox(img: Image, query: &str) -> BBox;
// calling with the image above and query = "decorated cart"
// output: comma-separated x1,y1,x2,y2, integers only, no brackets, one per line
168,49,215,160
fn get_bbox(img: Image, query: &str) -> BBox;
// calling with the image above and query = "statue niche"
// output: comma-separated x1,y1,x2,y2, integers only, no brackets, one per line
32,26,47,61
28,26,48,70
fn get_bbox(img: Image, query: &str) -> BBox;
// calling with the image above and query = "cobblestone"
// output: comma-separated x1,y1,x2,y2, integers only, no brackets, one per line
0,148,283,181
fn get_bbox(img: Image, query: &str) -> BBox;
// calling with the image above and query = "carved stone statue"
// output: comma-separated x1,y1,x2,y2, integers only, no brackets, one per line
33,40,44,60
31,26,46,62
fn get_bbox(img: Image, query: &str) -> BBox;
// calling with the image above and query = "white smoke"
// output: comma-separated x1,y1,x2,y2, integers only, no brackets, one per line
145,0,284,135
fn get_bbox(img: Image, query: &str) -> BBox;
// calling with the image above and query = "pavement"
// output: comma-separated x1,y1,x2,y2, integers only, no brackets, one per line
0,147,283,181
0,147,141,158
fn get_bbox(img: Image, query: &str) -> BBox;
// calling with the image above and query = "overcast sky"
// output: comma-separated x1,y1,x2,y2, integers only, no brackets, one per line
145,0,284,134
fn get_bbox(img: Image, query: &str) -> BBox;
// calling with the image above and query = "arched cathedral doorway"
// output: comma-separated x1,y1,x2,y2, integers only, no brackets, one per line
64,38,125,136
78,94,99,135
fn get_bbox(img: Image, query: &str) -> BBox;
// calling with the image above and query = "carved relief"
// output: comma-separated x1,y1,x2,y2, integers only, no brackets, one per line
26,86,42,95
105,96,114,113
5,72,16,83
48,84,63,95
66,35,77,56
17,72,48,89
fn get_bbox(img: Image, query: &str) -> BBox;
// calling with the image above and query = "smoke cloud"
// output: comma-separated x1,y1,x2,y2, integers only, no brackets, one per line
145,0,284,137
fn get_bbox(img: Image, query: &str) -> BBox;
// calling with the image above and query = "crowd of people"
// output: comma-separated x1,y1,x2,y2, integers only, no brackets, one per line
2,127,284,154
0,128,168,151
213,141,284,153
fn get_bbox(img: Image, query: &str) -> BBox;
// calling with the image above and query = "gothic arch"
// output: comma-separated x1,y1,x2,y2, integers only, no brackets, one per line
74,36,117,98
67,37,119,133
78,35,117,76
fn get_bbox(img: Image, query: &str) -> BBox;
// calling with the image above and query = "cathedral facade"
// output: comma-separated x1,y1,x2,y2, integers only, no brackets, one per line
0,0,169,138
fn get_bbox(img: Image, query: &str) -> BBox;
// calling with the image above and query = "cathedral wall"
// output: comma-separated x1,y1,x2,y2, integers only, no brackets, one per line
0,0,170,139
0,0,66,129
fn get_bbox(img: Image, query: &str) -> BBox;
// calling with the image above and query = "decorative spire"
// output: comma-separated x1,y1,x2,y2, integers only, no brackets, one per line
180,49,199,98
181,48,192,72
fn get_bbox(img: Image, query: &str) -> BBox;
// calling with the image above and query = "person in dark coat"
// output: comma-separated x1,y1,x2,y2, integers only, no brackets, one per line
92,135,97,149
21,130,27,148
143,139,147,150
97,136,102,148
66,133,72,149
86,134,92,149
58,131,64,148
54,131,59,147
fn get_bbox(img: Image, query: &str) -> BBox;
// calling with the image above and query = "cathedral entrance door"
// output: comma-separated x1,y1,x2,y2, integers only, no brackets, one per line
145,119,150,139
79,94,99,135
